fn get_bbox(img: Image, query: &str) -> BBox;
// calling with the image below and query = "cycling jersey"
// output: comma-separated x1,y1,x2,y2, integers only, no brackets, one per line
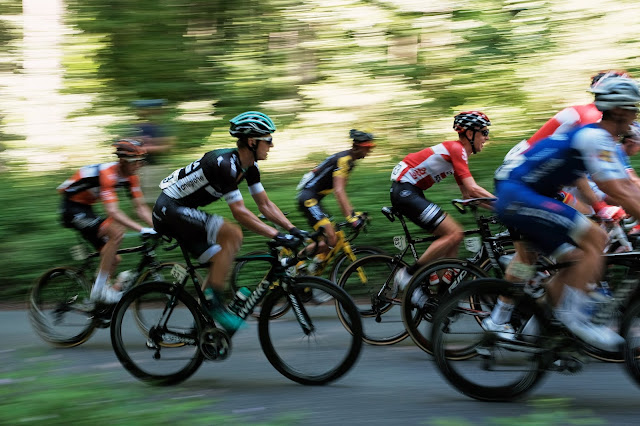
57,162,143,205
528,103,602,145
297,150,355,197
390,141,472,190
159,148,263,207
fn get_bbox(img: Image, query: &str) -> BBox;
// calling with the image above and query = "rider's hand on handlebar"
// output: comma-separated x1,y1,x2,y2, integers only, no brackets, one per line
288,226,310,241
347,211,366,230
273,232,301,249
140,227,157,236
595,203,626,221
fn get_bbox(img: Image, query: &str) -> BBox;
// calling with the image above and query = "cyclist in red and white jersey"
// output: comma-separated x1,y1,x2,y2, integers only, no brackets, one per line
58,139,155,304
390,111,495,291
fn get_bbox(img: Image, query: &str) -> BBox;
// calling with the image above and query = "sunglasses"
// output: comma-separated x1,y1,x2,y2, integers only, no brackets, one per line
123,157,146,163
480,129,490,137
254,136,273,145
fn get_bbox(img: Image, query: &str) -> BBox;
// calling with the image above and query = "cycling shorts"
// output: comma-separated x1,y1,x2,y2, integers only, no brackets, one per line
60,199,108,250
297,189,331,230
152,193,224,264
495,181,592,257
389,181,446,233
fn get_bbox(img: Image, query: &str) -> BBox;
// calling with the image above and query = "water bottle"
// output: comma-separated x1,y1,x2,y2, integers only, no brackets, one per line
428,272,440,294
442,268,460,285
228,287,251,315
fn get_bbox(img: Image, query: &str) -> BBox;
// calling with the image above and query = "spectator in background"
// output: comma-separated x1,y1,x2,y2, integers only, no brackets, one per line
131,99,175,204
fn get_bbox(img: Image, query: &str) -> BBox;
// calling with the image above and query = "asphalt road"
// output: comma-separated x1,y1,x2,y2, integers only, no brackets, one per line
4,308,640,425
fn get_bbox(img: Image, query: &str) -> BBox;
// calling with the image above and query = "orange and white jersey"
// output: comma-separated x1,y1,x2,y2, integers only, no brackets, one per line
58,162,142,205
390,140,472,190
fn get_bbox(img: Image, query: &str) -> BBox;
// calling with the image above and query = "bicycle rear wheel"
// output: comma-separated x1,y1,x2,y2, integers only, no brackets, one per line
329,245,386,283
111,281,205,386
258,276,363,385
337,254,409,345
29,266,97,347
402,259,487,355
431,278,548,401
621,298,640,386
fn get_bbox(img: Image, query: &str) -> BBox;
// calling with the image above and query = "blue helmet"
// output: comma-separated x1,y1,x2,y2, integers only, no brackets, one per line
229,111,276,138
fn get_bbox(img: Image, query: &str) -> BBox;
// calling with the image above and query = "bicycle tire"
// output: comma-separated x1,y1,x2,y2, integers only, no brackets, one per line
230,250,290,320
401,259,488,356
258,276,363,385
329,245,387,283
431,278,548,401
28,266,97,347
336,254,410,346
111,281,205,386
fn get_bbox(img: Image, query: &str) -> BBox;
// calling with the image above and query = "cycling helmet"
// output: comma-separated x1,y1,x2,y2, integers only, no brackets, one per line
229,111,276,138
113,139,146,158
453,111,491,133
592,77,640,111
349,129,376,147
590,70,631,90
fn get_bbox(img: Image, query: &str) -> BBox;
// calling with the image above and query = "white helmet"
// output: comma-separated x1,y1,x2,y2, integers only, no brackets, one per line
592,77,640,112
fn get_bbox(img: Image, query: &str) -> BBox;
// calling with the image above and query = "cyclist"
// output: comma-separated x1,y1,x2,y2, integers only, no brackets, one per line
296,129,375,257
493,77,640,351
390,111,495,292
487,72,631,339
58,139,155,304
152,111,306,332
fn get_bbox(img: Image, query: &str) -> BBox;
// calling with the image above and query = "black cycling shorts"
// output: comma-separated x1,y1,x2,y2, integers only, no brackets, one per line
389,181,446,233
60,199,108,250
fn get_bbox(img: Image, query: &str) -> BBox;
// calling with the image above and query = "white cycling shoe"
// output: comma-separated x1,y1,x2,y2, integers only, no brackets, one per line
554,309,624,352
393,267,412,293
482,317,516,341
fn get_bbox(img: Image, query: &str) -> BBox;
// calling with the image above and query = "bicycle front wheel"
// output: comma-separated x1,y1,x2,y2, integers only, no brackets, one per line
111,281,205,386
431,278,548,402
29,267,96,347
402,259,487,355
337,254,409,346
329,245,386,283
258,276,363,385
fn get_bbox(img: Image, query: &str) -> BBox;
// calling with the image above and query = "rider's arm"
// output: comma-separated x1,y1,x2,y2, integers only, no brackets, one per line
228,199,280,238
574,176,606,214
103,201,146,232
131,196,153,227
333,175,354,218
251,190,295,232
458,176,495,209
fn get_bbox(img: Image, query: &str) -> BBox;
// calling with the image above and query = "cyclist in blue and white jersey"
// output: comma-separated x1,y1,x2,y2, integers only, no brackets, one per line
492,78,640,351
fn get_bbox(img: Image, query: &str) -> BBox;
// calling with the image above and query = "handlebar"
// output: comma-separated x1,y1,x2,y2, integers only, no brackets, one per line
451,198,497,214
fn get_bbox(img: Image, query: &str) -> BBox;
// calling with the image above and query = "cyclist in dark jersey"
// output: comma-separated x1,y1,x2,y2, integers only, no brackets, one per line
153,111,306,332
296,129,375,253
58,139,155,304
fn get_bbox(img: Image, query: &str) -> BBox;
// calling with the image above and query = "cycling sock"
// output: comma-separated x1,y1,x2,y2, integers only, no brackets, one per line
93,270,109,291
491,298,514,324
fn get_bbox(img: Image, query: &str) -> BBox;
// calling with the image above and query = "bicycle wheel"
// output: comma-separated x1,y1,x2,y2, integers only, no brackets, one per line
431,278,548,401
337,254,409,345
133,262,204,336
402,259,488,355
230,251,290,320
29,266,97,347
329,245,387,283
621,298,640,385
111,281,205,386
258,276,363,385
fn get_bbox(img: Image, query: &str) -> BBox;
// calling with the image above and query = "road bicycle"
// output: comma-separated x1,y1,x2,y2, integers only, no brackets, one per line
230,212,384,318
28,233,188,347
429,250,640,401
337,198,520,347
110,230,363,386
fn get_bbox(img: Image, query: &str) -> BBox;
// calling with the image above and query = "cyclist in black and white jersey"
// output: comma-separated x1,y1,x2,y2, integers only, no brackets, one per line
153,111,307,332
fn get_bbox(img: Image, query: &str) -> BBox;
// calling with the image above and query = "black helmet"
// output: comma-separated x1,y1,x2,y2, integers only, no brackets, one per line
349,129,375,146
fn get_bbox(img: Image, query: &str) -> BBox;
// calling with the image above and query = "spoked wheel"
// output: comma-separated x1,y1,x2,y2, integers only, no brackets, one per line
431,278,548,402
401,259,487,355
111,281,205,386
133,262,204,336
258,276,363,385
337,254,409,345
29,266,97,347
230,251,290,320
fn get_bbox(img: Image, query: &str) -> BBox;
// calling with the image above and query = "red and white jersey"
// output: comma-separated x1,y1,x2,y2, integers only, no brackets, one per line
390,140,472,190
528,103,601,145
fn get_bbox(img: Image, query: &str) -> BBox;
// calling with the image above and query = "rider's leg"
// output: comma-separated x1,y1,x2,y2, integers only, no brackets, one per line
415,215,464,266
204,221,243,293
91,221,124,302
